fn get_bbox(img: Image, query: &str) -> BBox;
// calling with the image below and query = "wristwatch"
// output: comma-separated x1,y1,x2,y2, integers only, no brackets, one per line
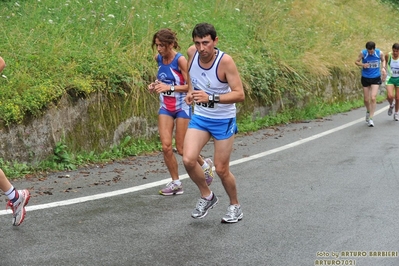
208,94,214,102
170,85,175,92
214,94,220,103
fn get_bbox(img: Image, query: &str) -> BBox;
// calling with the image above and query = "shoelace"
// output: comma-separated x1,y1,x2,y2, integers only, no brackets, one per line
226,206,238,217
196,198,208,211
165,182,179,189
6,201,14,212
6,201,18,214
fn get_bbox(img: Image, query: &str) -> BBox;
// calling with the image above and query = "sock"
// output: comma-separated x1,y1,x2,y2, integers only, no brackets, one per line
201,161,209,170
5,187,18,203
173,180,181,186
203,192,213,200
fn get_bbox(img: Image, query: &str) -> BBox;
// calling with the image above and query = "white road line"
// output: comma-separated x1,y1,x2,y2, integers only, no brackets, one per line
0,106,388,215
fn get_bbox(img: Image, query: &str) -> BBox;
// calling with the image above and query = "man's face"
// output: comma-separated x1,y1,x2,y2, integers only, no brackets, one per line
367,49,375,55
193,35,218,58
392,48,399,58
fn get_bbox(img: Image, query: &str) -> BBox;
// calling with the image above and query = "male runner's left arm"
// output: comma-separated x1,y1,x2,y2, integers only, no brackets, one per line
380,51,387,81
175,55,189,93
218,54,245,104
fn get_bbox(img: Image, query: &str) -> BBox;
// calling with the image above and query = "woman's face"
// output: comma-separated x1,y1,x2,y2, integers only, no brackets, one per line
155,38,172,57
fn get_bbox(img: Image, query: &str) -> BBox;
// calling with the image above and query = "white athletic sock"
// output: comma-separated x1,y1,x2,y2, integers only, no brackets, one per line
173,180,181,186
201,161,209,170
204,192,213,200
5,186,16,201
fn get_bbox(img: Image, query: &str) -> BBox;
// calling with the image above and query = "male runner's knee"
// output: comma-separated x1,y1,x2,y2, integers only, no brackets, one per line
215,165,229,178
182,156,196,169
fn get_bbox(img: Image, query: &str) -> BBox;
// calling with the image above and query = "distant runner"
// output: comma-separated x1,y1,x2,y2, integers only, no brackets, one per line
385,43,399,121
355,41,386,127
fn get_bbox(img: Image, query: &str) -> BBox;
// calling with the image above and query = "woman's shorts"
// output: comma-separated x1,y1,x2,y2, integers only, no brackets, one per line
159,107,191,119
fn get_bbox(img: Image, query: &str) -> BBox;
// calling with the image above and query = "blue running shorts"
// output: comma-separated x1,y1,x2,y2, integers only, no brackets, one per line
159,107,191,119
188,115,238,140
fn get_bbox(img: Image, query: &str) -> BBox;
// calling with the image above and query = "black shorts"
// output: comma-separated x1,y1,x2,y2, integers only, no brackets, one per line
361,76,381,87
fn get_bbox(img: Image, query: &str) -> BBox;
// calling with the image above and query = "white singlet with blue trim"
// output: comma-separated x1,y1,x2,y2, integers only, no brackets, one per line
387,52,399,78
189,48,236,119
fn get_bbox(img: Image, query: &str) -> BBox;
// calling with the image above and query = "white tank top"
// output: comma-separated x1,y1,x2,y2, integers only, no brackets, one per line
189,48,236,119
388,53,399,78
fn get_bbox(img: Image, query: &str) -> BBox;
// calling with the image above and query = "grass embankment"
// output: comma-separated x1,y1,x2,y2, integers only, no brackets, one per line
0,0,396,177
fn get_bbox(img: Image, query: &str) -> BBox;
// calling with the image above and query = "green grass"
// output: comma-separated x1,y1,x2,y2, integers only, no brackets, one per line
0,0,397,125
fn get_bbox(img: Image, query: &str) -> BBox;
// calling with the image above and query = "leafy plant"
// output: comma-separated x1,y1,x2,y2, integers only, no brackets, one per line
51,141,76,170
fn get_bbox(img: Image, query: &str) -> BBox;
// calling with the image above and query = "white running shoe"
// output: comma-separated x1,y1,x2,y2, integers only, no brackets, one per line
368,119,374,127
221,205,243,223
6,189,31,226
191,194,218,219
388,104,394,116
159,182,183,196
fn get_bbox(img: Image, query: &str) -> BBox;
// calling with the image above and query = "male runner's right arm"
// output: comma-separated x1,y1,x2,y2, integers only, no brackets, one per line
355,52,366,68
185,45,197,105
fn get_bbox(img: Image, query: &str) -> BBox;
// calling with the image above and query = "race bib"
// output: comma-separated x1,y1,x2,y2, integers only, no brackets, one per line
162,91,175,97
392,69,399,77
195,101,218,108
368,61,379,68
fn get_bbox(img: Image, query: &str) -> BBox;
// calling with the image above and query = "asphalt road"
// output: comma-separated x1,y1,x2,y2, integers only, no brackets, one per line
1,102,399,266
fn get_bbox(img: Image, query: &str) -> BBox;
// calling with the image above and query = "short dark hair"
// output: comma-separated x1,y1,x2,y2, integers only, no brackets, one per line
365,41,376,50
392,43,399,50
192,23,217,41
